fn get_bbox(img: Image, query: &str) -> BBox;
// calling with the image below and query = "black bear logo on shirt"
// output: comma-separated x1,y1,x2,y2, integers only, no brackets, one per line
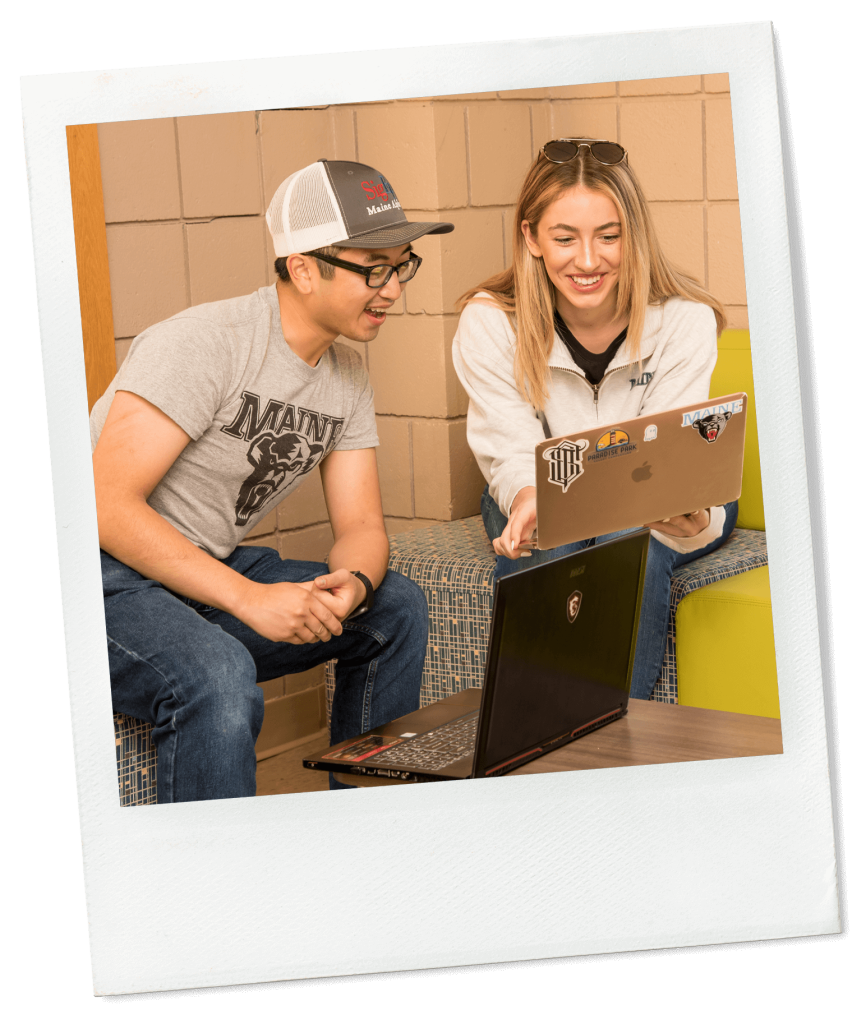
234,432,325,525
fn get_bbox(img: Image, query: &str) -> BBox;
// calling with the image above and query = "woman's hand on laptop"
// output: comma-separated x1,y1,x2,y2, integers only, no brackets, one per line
493,487,538,559
645,508,711,537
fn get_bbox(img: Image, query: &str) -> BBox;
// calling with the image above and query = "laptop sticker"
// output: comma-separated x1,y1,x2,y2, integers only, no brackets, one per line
597,428,630,449
691,412,731,442
644,424,658,441
681,398,743,443
566,590,582,623
543,437,589,492
587,428,638,463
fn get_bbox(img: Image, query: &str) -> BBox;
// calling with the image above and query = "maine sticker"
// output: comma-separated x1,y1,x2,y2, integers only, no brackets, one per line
543,438,589,493
681,399,743,443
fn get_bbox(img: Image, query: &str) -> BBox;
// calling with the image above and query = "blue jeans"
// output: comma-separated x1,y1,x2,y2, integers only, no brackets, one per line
480,487,738,700
102,545,428,802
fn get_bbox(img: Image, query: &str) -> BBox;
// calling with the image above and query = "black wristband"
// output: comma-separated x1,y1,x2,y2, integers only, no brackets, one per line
347,570,375,619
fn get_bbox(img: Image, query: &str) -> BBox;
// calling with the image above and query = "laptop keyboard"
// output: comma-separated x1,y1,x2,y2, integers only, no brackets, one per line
363,713,479,772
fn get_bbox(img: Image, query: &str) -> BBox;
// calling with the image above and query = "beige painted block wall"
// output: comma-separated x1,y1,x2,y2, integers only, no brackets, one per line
97,72,746,566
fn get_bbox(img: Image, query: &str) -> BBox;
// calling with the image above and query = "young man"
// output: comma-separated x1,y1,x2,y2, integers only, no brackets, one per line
91,159,454,803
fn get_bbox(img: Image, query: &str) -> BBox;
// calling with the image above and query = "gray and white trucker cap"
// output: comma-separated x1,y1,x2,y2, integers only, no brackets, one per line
266,159,454,255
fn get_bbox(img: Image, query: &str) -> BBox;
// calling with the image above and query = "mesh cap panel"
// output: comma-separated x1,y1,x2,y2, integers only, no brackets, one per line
267,164,346,256
288,164,341,233
265,178,291,241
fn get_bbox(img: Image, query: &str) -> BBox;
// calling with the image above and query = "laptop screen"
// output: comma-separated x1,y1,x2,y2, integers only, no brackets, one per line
473,531,649,775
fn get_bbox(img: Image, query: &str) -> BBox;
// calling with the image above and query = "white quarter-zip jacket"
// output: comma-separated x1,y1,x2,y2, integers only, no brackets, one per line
452,294,726,554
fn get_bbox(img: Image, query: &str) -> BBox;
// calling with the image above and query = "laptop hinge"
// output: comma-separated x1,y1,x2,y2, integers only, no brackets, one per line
483,707,625,777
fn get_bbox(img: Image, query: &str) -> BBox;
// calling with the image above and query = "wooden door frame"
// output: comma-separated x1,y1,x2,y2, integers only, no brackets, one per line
66,123,116,411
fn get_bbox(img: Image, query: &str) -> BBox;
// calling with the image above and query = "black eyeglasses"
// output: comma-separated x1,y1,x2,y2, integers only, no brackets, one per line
541,138,628,166
302,251,422,289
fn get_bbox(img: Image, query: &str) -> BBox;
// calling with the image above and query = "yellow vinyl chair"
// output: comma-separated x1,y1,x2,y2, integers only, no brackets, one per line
674,330,780,718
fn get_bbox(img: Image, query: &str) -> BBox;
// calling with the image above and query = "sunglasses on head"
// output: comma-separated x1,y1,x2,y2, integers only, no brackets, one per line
541,138,628,166
302,250,422,288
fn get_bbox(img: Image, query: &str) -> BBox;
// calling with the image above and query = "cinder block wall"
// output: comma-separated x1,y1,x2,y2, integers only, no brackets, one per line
97,72,744,563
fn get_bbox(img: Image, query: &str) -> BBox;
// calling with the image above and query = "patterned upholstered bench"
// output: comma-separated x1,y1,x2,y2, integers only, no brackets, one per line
115,712,158,806
114,515,768,805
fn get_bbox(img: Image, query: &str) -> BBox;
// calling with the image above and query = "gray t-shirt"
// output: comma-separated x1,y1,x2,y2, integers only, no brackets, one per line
90,285,378,559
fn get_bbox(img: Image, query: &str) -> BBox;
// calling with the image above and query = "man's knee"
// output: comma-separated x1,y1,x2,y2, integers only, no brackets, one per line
209,641,262,711
161,635,264,740
375,570,428,633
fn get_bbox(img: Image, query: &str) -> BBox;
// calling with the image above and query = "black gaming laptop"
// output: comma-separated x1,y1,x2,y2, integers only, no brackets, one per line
303,529,650,784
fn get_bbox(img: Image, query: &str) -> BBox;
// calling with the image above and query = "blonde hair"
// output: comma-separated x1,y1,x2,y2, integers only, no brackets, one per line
457,149,727,410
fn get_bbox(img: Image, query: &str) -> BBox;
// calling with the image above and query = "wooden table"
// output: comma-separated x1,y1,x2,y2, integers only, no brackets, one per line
334,697,782,787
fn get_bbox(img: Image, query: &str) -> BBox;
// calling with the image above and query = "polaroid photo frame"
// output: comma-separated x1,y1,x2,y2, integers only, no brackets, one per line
20,23,838,995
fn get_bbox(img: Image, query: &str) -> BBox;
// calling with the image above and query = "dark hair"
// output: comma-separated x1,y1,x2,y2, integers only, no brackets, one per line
274,245,343,283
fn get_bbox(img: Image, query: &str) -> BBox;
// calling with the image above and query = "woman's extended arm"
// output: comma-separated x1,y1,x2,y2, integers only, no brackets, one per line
638,301,726,548
452,301,546,517
492,486,538,560
637,300,719,417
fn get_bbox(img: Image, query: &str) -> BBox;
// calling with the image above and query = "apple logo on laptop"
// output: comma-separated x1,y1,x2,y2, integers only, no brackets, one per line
632,461,652,482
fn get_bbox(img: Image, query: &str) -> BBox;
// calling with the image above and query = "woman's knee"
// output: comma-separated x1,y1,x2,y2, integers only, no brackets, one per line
481,486,508,543
723,499,739,537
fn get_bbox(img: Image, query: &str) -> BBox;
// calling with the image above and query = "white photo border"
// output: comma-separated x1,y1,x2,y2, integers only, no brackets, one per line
21,22,838,995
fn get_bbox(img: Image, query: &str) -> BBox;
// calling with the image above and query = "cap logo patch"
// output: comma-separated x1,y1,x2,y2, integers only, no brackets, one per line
362,175,401,216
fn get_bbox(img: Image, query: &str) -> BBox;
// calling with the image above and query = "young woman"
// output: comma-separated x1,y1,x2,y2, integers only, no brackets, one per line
452,138,738,700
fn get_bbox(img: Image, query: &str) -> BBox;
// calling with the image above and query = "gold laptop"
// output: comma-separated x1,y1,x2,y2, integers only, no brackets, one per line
534,393,748,549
